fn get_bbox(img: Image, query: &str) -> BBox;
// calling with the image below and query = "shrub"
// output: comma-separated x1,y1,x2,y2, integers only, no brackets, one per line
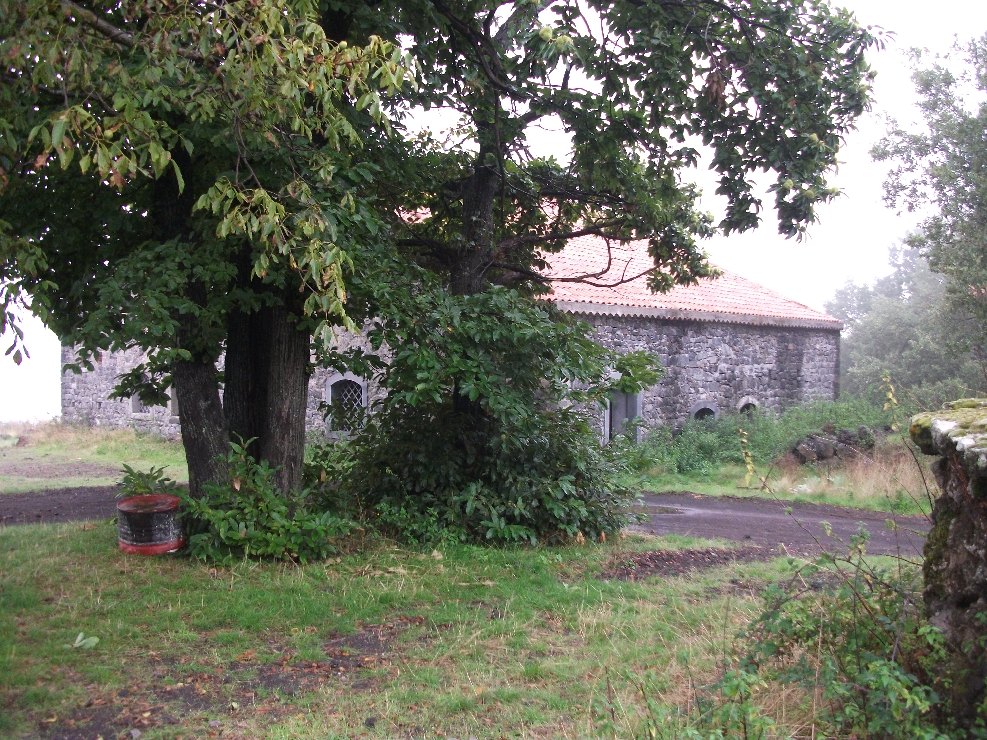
626,398,890,476
741,548,949,737
329,286,653,545
628,544,952,738
179,439,354,564
346,402,637,545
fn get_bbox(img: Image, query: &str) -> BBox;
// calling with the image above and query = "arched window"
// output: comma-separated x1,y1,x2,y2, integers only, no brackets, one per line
326,377,367,432
736,396,759,415
688,400,719,422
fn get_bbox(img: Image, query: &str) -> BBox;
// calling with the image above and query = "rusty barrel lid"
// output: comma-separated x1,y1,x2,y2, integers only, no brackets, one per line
116,494,182,514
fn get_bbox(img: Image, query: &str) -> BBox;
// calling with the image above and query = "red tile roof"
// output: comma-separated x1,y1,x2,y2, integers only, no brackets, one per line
544,236,842,330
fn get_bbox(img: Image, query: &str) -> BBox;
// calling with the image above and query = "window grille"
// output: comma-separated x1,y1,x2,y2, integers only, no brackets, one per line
328,379,365,432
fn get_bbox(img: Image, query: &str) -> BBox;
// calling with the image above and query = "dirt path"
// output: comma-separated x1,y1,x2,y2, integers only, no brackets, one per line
0,486,929,559
636,491,928,558
0,486,119,525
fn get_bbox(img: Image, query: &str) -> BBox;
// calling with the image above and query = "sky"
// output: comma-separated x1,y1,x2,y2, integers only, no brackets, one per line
2,0,986,422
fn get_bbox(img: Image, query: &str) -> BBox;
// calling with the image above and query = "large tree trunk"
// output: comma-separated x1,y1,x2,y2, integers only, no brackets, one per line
451,140,500,297
151,151,231,497
173,354,229,499
259,305,310,495
225,301,272,458
224,291,310,496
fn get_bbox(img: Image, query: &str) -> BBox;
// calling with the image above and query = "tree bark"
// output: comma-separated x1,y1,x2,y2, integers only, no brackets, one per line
259,305,310,495
149,149,231,497
224,301,272,458
173,353,229,499
224,290,310,495
451,140,500,297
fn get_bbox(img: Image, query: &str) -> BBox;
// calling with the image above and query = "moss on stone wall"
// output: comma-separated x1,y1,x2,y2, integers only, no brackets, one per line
910,399,987,469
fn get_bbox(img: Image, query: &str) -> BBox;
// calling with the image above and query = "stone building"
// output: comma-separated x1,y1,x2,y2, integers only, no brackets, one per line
60,239,841,439
547,238,841,440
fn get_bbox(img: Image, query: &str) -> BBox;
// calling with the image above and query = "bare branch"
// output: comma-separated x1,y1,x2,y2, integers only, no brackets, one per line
499,221,629,251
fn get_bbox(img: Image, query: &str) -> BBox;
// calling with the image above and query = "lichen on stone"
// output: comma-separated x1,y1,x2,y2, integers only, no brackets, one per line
910,400,987,478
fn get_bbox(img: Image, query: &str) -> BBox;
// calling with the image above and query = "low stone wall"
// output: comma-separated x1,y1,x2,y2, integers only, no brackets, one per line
910,399,987,727
584,315,840,427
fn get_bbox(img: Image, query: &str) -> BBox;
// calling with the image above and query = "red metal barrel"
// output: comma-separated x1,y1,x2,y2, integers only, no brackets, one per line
116,494,185,555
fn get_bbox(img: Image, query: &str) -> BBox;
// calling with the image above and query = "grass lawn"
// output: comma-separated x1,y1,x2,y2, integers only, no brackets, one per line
0,521,820,738
0,424,187,493
0,421,932,736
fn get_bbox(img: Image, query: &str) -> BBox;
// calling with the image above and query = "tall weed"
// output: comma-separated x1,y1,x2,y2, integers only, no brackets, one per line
626,546,951,738
625,398,889,476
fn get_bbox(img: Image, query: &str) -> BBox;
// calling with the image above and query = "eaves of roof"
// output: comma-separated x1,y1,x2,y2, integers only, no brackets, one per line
555,300,843,331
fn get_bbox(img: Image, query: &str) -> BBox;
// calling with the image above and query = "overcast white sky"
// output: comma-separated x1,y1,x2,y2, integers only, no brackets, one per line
2,0,986,422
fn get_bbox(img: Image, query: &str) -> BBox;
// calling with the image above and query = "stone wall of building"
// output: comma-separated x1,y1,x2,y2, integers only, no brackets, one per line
61,345,183,437
583,314,840,427
61,333,386,439
61,315,838,437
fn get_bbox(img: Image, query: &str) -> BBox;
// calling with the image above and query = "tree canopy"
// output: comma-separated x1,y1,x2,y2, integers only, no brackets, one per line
2,1,878,542
827,247,985,408
874,34,987,355
375,0,876,298
1,0,412,495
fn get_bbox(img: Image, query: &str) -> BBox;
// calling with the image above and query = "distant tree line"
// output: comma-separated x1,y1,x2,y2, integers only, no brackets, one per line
829,34,987,409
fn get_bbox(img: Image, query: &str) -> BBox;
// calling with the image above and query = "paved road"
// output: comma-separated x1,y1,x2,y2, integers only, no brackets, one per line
635,491,928,558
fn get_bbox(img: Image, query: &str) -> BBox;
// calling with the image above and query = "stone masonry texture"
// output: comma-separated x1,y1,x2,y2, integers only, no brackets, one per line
60,316,839,437
583,314,839,426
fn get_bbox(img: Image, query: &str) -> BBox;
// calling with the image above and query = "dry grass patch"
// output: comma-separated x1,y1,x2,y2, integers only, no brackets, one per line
768,439,937,514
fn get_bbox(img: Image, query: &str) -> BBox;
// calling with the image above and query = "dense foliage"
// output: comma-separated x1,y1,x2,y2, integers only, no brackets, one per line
180,439,353,563
827,247,985,408
313,285,656,545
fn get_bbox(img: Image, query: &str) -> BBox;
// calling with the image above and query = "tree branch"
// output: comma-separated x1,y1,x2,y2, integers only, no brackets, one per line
428,0,514,94
60,0,206,63
500,221,630,251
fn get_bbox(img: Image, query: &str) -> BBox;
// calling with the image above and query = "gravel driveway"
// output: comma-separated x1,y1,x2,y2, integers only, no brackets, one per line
636,491,928,557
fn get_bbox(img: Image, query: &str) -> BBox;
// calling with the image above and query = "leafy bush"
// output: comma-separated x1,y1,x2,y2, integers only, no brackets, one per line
741,548,949,737
350,403,636,545
329,286,652,545
180,439,354,564
628,544,952,738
